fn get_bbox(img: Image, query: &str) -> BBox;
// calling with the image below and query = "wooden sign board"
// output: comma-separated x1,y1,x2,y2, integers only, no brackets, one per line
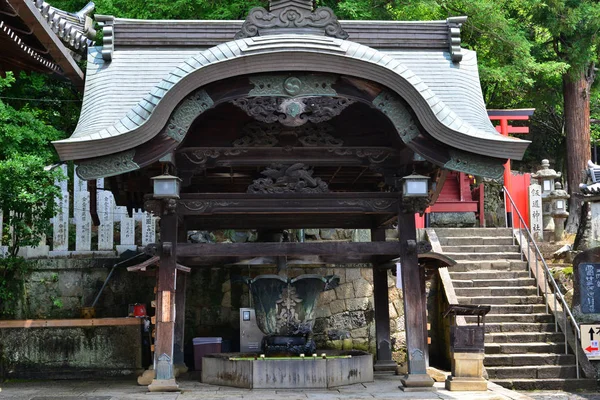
581,324,600,360
579,263,600,314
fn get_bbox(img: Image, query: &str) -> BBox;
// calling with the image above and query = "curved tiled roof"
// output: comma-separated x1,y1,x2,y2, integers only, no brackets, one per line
54,34,529,161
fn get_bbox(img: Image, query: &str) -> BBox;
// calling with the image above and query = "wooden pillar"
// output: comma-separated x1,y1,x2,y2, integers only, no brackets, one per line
173,218,187,372
174,270,187,372
398,212,434,389
371,228,396,371
149,205,179,392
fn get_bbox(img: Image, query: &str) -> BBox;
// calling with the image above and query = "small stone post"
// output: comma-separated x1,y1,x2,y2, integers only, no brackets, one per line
531,159,561,235
549,182,569,241
528,183,543,241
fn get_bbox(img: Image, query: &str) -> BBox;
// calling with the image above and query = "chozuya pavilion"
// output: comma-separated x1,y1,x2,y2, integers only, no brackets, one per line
52,0,529,392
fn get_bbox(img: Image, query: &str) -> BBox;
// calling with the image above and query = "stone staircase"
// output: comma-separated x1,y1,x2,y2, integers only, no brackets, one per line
435,227,597,391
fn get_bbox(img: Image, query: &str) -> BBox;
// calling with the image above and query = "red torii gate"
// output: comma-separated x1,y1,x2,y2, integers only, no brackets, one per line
488,109,535,227
419,109,534,229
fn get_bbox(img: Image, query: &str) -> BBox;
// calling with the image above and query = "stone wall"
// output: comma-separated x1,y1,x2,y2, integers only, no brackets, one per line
4,257,156,320
0,325,143,379
194,265,405,360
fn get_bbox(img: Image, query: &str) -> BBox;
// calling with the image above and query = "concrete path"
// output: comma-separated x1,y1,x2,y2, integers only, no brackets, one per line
0,374,535,400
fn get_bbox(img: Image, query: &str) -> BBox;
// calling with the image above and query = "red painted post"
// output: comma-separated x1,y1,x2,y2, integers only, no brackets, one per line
488,109,534,228
499,118,512,227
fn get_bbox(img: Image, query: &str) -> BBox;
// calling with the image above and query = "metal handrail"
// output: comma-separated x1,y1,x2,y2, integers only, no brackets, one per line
503,187,581,379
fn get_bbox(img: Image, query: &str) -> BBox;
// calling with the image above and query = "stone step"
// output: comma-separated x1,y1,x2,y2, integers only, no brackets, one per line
493,378,598,391
454,286,538,297
442,245,521,253
485,332,565,344
486,365,577,379
434,228,513,237
487,304,548,314
449,271,531,280
440,236,514,246
480,322,556,333
465,313,553,323
484,353,575,367
450,260,528,272
444,252,522,261
452,278,536,288
485,342,566,354
457,295,543,305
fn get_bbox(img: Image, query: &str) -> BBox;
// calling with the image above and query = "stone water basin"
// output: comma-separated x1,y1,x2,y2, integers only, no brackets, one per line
202,350,373,389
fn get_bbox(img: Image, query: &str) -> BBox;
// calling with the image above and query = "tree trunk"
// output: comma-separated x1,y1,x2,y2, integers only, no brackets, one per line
564,70,592,234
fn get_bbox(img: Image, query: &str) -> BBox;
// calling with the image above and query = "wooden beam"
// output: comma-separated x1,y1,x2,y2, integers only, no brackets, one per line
182,214,382,230
177,241,400,258
176,263,191,273
127,256,160,272
171,192,401,216
0,318,142,328
176,147,403,170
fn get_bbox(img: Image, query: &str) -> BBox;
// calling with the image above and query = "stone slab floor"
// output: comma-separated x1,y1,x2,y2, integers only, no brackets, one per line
0,374,541,400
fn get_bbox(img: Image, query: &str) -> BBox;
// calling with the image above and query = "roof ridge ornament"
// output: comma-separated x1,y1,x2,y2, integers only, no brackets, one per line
235,0,348,40
447,16,467,63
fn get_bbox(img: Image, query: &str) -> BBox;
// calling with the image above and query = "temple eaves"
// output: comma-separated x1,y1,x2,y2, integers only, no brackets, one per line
0,0,96,88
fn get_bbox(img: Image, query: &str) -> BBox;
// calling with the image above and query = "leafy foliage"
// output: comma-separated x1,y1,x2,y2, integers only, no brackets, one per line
0,73,65,316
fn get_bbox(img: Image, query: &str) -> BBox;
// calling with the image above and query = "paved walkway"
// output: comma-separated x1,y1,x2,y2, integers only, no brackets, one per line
0,374,534,400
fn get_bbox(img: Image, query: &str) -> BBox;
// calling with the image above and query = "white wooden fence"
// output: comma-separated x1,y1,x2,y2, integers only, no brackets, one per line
0,165,157,259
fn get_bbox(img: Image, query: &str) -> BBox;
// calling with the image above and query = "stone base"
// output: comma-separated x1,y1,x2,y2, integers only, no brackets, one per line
18,245,49,258
445,376,488,391
374,360,397,372
137,368,155,386
203,351,373,389
148,378,179,392
430,212,476,228
174,363,188,377
398,385,437,392
451,352,484,378
399,373,435,388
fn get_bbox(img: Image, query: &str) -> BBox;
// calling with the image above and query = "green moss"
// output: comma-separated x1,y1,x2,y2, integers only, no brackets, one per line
326,340,343,350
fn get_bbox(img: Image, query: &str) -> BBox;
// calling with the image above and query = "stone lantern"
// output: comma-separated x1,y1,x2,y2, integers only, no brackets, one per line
548,182,569,241
531,159,561,233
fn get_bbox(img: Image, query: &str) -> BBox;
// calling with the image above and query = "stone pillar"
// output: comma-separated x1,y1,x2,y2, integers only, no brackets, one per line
397,212,434,390
50,165,69,255
116,206,137,254
97,178,115,252
528,184,543,241
74,172,92,252
371,228,396,371
149,203,179,392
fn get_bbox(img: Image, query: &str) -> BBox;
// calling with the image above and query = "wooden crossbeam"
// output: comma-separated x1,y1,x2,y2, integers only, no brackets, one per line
127,256,160,272
177,241,400,258
126,255,191,273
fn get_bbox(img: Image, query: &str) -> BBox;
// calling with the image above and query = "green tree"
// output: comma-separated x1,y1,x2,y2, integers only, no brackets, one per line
527,0,600,234
0,73,64,316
